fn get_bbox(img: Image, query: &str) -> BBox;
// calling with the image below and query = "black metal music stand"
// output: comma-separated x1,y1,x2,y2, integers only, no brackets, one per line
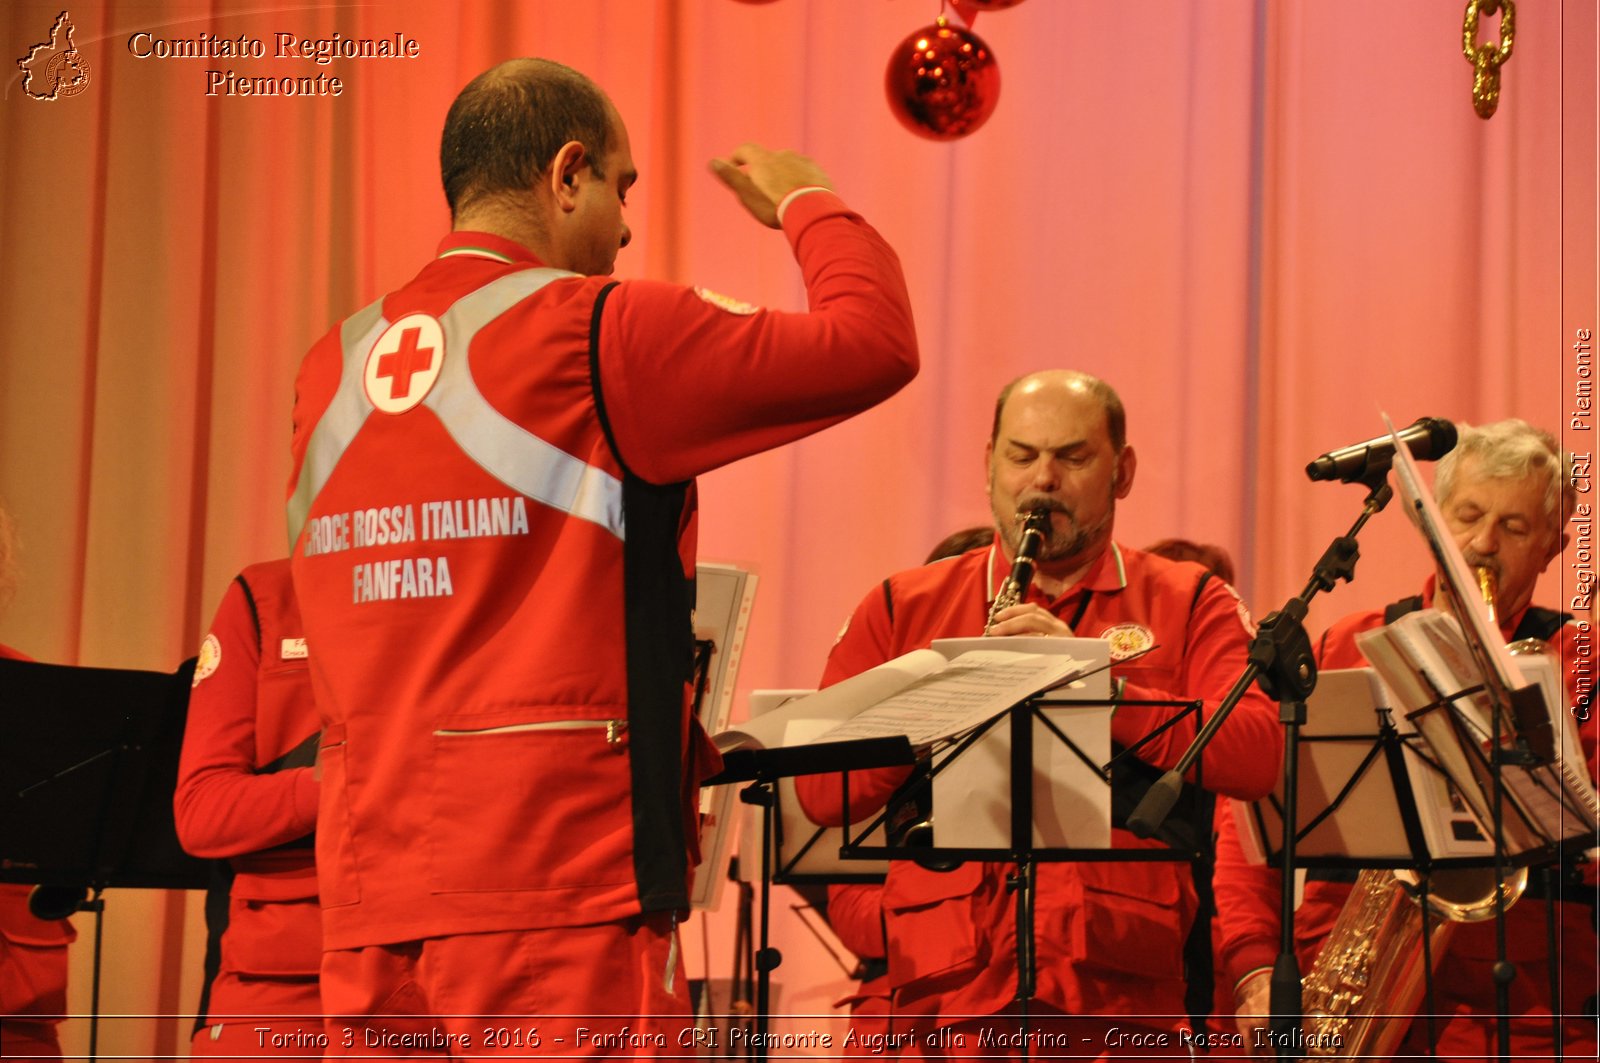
833,692,1206,1061
705,735,914,1061
1237,662,1597,1059
0,655,209,1061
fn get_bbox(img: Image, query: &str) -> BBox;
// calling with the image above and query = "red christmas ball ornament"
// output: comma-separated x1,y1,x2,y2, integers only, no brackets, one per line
885,20,1001,141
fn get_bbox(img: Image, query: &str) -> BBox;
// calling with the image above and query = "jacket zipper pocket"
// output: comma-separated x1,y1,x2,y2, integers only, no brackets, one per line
433,719,628,747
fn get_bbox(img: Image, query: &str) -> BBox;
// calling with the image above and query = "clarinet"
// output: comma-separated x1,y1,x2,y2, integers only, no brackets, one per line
983,506,1053,635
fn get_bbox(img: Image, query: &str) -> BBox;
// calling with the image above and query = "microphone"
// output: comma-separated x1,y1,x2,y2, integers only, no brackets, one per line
1305,417,1457,483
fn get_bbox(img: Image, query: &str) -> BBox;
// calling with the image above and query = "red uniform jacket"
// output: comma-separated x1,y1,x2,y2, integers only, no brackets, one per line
174,561,320,991
287,193,918,949
796,541,1282,1028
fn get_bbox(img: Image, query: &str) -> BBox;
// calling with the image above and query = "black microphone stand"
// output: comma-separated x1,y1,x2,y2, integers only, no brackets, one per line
1127,473,1393,1061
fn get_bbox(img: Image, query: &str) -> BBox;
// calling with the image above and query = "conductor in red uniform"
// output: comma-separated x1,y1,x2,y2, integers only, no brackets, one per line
286,58,918,1051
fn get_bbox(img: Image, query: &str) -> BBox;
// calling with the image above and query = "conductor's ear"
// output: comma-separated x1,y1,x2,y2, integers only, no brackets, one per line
550,141,586,208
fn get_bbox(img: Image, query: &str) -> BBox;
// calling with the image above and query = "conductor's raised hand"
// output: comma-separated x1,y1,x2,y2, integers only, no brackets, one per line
709,143,834,229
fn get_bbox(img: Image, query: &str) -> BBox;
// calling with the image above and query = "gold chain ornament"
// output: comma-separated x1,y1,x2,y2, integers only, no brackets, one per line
1462,0,1514,119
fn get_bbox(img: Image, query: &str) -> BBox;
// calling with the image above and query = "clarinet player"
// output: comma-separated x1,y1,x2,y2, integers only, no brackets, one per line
796,370,1283,1058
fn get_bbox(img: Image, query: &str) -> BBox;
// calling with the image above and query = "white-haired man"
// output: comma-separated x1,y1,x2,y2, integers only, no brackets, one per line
1214,418,1597,1059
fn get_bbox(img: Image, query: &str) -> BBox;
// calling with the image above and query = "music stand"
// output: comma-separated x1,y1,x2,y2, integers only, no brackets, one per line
704,735,913,1061
1236,666,1475,1056
0,655,210,1061
1237,662,1596,1057
732,693,889,888
834,691,1205,1060
1239,669,1495,871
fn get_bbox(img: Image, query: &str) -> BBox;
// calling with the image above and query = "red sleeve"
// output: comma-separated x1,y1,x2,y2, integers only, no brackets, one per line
1114,580,1283,801
793,582,914,828
827,881,887,961
173,579,318,858
599,191,919,484
1211,796,1283,988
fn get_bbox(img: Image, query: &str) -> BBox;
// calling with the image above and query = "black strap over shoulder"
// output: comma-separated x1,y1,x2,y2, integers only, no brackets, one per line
589,282,696,912
1381,592,1569,643
587,281,628,474
233,572,264,658
1383,594,1427,625
1515,606,1571,643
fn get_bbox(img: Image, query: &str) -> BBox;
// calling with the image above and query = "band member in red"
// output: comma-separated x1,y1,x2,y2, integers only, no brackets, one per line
287,58,918,1050
797,371,1282,1058
1214,418,1597,1059
175,560,321,1059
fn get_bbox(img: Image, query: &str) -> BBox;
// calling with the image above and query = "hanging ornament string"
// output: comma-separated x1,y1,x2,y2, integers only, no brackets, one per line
1462,0,1514,119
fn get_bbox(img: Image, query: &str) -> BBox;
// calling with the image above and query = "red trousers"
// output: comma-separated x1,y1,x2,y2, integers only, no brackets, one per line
189,972,324,1060
320,915,691,1059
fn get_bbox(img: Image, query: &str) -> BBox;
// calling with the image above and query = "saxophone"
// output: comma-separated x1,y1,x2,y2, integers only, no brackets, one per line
1297,564,1531,1057
983,506,1053,635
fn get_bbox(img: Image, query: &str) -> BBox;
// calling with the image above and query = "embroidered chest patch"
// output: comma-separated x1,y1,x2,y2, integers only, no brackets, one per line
1099,622,1154,661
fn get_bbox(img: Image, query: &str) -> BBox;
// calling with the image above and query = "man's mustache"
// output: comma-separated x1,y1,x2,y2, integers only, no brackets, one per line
1015,497,1070,519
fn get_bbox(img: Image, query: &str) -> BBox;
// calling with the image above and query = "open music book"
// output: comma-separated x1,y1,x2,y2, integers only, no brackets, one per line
1233,667,1504,866
713,645,1095,754
689,562,758,911
1357,610,1599,854
693,562,759,737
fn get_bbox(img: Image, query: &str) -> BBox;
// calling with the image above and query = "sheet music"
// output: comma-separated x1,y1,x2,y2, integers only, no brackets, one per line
814,650,1088,747
1363,617,1543,851
930,636,1112,700
714,649,949,753
1236,667,1497,863
693,562,759,736
1358,613,1598,851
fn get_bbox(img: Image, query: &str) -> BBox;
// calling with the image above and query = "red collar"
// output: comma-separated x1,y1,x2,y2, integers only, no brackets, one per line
434,231,545,265
987,539,1127,606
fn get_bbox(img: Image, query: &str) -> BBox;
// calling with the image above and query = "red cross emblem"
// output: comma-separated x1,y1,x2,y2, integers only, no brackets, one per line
364,314,445,414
